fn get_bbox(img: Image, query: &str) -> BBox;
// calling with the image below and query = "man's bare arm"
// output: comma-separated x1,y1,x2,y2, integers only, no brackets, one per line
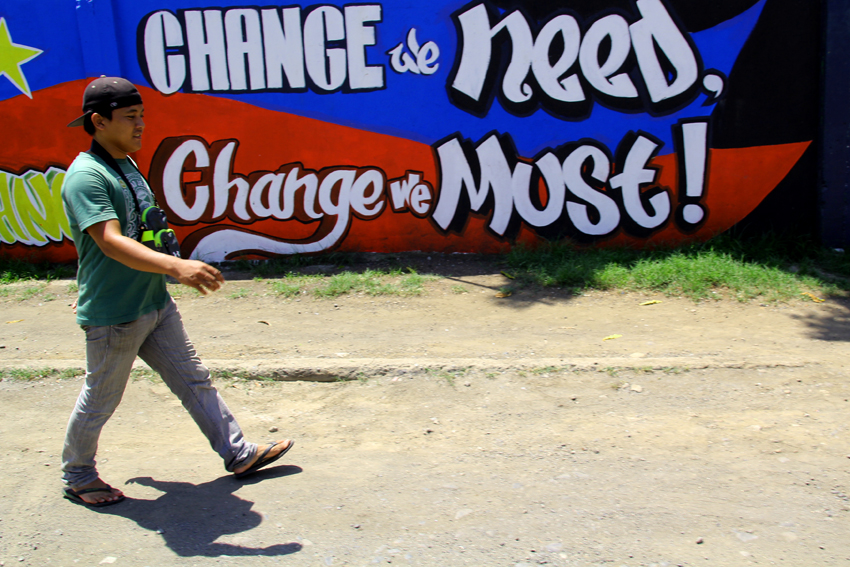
86,219,225,294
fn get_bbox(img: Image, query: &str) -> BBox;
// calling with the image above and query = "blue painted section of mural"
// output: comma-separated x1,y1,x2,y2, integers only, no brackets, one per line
0,3,79,99
189,0,765,155
0,0,764,156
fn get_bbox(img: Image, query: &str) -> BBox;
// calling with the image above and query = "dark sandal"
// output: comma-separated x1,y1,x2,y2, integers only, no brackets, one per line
63,485,125,508
234,440,294,479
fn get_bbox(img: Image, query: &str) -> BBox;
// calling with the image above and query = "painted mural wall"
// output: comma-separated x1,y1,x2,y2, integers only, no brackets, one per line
0,0,819,263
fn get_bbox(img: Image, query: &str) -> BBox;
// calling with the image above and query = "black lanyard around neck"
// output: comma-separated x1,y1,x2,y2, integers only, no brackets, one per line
88,139,154,240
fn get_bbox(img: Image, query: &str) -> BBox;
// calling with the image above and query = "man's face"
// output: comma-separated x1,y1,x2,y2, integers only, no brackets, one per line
97,104,145,156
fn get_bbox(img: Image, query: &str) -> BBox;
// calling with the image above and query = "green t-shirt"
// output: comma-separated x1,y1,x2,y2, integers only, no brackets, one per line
62,151,168,326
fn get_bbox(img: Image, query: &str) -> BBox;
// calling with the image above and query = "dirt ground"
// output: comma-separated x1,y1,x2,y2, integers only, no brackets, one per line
1,256,849,566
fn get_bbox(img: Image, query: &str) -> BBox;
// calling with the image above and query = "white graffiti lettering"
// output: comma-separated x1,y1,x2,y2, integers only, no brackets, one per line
388,171,434,216
433,135,525,235
432,122,707,239
610,135,669,230
560,147,620,236
141,5,384,94
158,138,387,224
449,0,700,116
152,137,387,260
388,29,440,75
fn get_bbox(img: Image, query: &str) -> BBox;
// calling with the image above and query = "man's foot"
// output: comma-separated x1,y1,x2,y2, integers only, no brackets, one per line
64,478,125,507
234,439,294,478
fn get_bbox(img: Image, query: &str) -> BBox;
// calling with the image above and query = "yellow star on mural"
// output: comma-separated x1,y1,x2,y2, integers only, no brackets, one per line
0,18,42,99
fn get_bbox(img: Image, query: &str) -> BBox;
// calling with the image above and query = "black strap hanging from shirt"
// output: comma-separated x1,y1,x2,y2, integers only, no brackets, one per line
87,139,182,258
88,139,154,240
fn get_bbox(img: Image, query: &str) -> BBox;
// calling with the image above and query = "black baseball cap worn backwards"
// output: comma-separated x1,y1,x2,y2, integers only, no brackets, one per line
67,76,143,128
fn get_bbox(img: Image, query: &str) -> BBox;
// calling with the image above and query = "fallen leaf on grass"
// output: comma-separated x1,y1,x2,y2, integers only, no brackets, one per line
603,334,622,341
801,292,825,303
500,271,515,279
640,300,662,306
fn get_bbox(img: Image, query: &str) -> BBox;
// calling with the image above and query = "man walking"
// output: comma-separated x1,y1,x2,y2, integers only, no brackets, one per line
61,77,292,507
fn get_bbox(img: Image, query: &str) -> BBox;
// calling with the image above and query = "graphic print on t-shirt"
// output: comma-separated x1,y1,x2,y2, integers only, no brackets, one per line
120,169,155,239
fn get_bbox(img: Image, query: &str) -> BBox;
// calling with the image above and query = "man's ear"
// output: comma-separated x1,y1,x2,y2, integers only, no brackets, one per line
91,112,107,131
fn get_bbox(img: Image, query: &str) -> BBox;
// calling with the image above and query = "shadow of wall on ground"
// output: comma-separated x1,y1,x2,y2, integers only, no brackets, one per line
792,298,850,342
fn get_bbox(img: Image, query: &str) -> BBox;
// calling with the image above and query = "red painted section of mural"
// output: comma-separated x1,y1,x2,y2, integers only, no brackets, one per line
607,142,811,248
0,80,810,262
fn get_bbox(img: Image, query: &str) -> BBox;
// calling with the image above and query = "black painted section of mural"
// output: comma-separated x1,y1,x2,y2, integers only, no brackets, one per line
712,0,821,241
820,0,850,248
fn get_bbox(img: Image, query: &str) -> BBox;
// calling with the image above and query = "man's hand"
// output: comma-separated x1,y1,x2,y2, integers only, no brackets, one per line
86,220,225,293
173,259,225,294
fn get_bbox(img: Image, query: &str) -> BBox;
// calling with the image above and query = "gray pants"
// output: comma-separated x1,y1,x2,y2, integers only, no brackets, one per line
61,297,256,489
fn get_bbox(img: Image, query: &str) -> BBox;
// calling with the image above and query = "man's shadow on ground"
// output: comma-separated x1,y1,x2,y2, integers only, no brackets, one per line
96,466,303,557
